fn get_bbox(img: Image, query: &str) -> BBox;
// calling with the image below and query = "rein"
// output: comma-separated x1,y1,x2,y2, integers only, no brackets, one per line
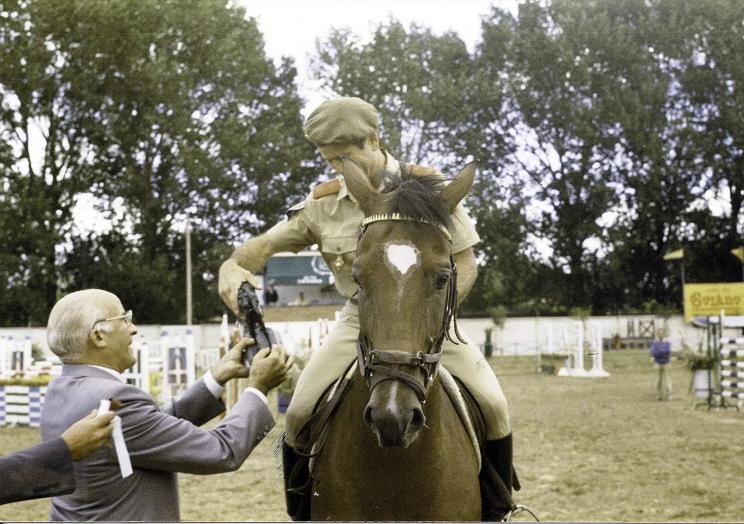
355,213,467,402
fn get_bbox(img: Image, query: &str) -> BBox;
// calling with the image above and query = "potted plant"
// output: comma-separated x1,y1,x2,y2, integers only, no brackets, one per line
683,349,717,398
539,352,571,375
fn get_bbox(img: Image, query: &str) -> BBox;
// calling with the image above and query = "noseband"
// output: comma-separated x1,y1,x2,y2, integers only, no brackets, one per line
355,213,467,402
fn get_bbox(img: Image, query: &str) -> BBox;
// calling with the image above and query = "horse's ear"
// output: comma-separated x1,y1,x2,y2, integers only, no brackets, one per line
341,157,378,214
439,161,477,213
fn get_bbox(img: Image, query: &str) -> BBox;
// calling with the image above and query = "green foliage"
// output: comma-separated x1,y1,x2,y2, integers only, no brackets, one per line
0,376,52,386
312,20,477,165
4,0,744,325
569,307,592,320
488,304,508,328
640,299,679,317
682,350,716,371
0,0,318,324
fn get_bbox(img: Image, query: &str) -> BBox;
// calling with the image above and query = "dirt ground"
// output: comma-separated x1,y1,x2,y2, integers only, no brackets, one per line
2,350,743,522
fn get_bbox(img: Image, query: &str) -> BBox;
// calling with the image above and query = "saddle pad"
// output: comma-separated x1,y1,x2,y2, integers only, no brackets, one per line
439,366,482,470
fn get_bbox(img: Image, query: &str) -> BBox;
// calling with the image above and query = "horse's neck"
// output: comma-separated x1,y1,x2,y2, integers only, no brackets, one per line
311,372,482,520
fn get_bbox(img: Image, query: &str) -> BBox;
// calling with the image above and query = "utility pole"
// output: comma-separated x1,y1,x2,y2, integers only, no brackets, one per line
185,220,193,326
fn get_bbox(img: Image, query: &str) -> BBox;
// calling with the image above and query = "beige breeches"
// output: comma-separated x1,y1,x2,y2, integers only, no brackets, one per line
284,301,511,447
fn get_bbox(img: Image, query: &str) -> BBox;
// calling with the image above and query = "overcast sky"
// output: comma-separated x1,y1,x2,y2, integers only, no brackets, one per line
236,0,517,114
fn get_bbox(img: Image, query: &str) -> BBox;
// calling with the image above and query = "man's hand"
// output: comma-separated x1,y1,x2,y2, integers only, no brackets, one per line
218,259,260,315
247,345,294,396
61,409,116,461
212,337,254,385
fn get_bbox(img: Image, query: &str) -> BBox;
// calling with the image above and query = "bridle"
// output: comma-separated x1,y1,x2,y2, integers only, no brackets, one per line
355,213,467,403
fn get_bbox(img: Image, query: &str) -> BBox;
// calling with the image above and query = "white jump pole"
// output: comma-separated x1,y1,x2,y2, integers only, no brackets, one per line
557,323,571,376
587,323,610,377
572,321,590,376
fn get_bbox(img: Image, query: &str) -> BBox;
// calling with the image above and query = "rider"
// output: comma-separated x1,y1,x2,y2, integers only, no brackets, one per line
218,97,517,518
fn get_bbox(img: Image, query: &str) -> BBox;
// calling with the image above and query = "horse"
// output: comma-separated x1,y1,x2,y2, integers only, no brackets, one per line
304,158,483,521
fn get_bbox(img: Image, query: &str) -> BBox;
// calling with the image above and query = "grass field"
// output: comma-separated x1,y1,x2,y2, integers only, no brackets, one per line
2,350,743,522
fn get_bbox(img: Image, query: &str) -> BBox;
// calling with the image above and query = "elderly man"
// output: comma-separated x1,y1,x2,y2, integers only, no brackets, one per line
41,289,292,521
219,97,516,519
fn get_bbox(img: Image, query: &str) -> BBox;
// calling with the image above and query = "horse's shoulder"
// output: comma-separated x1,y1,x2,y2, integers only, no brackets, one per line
312,178,342,199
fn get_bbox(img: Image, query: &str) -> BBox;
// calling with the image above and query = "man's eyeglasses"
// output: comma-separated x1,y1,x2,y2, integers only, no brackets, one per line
93,310,133,329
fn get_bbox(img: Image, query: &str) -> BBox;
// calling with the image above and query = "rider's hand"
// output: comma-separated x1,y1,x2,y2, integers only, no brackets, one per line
218,259,261,315
247,345,294,396
212,337,254,385
61,409,116,461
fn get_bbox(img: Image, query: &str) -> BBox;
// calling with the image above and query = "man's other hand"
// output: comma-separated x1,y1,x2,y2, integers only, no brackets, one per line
247,345,294,396
212,337,254,385
218,260,260,315
61,409,116,461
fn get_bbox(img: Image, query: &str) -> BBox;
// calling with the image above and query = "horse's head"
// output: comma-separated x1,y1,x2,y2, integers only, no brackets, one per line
342,157,475,448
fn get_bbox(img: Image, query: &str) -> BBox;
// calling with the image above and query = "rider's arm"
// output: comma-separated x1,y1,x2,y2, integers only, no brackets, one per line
453,247,477,304
229,234,275,274
218,200,316,314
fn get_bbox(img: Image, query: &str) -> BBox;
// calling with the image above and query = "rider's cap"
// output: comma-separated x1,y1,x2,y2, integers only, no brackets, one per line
303,97,379,147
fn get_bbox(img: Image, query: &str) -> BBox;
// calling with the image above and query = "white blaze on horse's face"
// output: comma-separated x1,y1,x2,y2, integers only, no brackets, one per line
384,242,420,278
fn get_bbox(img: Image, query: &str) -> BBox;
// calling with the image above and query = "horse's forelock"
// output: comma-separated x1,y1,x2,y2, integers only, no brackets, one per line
383,175,452,231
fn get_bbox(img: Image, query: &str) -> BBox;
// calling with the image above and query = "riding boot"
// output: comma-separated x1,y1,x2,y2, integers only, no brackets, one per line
282,441,311,521
480,433,520,521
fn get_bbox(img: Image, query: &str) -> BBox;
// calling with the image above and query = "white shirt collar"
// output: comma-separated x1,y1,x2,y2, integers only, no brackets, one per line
89,365,126,383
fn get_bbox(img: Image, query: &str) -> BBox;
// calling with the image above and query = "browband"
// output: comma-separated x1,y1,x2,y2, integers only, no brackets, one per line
361,213,452,242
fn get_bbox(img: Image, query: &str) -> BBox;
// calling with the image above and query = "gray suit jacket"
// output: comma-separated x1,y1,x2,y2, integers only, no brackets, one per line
0,437,75,504
41,365,274,521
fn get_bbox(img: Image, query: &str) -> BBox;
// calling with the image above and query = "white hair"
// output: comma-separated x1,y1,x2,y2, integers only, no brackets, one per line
47,289,117,362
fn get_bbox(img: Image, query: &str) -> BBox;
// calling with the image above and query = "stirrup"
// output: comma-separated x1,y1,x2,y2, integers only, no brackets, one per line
505,504,540,522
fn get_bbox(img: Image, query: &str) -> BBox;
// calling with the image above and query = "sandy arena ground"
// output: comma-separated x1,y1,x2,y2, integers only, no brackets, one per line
1,350,742,522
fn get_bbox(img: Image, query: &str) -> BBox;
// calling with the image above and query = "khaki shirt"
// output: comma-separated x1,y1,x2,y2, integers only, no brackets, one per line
264,154,480,299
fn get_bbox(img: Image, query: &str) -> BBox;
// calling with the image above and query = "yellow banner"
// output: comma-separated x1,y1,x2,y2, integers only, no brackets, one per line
683,282,744,321
731,246,744,263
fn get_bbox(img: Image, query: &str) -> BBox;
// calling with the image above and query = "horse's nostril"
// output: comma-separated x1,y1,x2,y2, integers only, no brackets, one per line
409,407,426,432
363,405,374,428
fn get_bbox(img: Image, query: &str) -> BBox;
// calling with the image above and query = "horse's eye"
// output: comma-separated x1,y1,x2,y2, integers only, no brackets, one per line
435,273,450,290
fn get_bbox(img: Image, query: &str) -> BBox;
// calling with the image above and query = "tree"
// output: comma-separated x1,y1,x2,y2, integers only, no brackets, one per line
311,20,478,166
476,1,624,310
657,0,744,285
312,18,529,314
0,0,318,324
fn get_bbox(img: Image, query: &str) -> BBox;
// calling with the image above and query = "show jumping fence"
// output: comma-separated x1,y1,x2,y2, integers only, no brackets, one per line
0,385,46,427
719,337,744,409
544,321,609,378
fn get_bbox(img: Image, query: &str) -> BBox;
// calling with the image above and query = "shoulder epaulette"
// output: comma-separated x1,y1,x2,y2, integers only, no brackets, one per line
408,164,439,177
312,179,342,199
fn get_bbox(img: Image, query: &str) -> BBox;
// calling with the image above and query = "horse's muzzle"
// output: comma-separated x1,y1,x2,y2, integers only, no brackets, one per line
363,390,426,448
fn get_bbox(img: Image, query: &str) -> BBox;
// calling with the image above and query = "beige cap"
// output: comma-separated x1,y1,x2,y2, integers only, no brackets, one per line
303,97,379,146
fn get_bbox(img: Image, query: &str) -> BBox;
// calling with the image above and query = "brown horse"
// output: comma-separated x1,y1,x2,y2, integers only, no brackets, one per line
307,158,482,521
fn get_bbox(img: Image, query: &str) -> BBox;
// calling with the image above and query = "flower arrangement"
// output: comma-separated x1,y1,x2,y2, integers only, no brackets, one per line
0,375,52,386
682,350,717,371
